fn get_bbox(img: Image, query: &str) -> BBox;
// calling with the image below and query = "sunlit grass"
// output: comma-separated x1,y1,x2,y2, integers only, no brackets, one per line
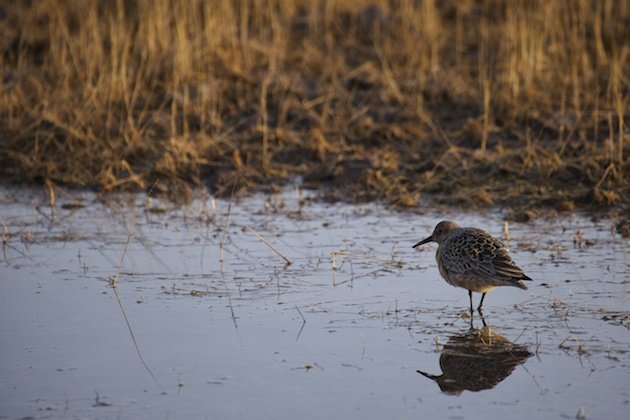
1,0,628,209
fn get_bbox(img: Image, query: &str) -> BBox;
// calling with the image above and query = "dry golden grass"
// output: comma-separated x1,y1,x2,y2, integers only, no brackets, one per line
1,0,628,211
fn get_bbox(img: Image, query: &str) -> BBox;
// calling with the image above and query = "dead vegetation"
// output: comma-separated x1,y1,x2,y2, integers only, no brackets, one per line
1,0,628,212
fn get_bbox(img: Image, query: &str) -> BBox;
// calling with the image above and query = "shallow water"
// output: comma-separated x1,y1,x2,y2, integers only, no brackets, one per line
1,187,629,419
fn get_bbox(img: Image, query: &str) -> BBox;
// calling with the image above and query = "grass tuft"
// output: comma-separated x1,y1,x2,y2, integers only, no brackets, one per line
1,0,628,211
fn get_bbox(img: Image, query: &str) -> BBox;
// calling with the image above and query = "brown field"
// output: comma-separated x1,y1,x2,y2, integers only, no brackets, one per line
1,0,628,213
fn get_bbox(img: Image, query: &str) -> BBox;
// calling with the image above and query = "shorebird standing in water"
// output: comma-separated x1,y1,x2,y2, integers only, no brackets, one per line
413,221,531,314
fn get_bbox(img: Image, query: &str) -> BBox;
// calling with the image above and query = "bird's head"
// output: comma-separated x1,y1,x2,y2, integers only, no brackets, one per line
413,220,460,248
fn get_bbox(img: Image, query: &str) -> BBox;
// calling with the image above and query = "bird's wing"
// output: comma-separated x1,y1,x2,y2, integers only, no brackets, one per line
487,251,529,279
440,229,529,282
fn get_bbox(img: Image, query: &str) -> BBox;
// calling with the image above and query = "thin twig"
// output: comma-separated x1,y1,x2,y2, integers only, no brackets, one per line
111,180,159,287
45,179,55,221
295,305,306,323
108,180,162,389
110,225,134,287
333,250,403,265
218,178,240,335
219,177,238,270
1,223,8,262
295,305,306,341
246,226,293,265
111,286,162,390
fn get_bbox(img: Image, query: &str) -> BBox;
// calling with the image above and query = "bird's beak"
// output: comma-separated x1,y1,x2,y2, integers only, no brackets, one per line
416,370,438,381
412,236,433,248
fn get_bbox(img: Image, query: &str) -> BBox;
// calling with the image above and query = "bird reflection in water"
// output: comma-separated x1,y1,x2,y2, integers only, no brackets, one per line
417,321,531,395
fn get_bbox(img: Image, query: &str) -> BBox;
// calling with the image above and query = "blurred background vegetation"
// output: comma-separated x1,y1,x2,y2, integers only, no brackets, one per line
1,0,628,212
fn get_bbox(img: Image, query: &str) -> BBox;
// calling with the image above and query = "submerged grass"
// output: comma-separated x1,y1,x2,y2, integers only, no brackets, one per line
1,0,629,212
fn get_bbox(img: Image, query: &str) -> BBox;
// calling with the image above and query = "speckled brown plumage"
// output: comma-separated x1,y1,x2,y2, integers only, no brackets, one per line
413,220,531,313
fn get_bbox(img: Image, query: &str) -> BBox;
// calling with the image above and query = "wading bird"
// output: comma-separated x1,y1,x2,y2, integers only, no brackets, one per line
413,221,531,314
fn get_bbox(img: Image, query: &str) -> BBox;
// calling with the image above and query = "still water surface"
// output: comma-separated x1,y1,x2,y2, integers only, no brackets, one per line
1,188,629,419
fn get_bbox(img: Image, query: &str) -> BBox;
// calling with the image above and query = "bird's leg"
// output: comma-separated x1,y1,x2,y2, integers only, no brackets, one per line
479,312,487,328
477,292,486,314
468,290,474,315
